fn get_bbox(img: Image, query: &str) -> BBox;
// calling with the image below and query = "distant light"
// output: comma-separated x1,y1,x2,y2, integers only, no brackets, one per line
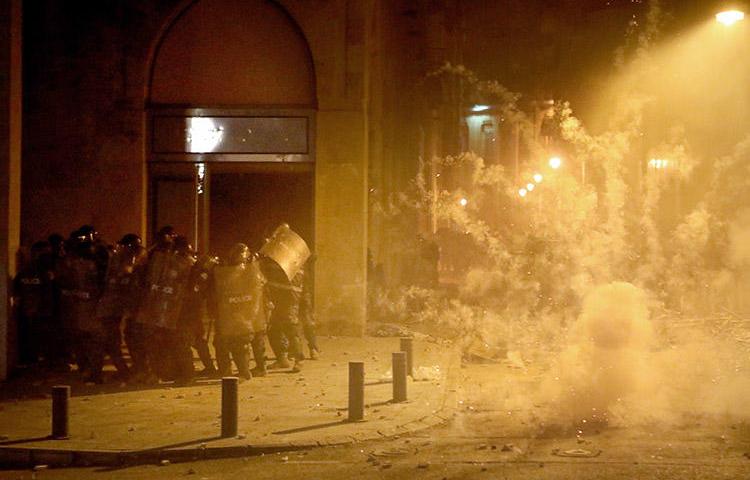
519,188,528,198
716,10,745,26
533,173,543,183
471,104,491,112
526,183,535,191
549,156,562,169
459,197,468,207
649,158,670,170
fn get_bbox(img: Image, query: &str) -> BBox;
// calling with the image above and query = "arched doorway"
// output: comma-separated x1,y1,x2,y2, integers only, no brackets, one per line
147,0,316,258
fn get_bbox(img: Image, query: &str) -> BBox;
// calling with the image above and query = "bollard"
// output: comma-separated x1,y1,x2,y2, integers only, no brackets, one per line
392,352,408,403
51,385,70,439
221,377,239,438
348,361,365,422
400,337,414,377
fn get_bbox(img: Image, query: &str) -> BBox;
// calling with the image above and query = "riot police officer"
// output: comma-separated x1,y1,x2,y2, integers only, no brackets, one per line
138,234,195,382
297,263,320,360
209,243,270,379
13,241,56,365
56,229,107,382
264,263,305,372
175,252,218,383
96,233,146,381
128,226,176,382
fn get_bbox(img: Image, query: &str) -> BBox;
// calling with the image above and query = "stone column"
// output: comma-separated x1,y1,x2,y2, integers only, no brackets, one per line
0,0,21,380
314,110,368,336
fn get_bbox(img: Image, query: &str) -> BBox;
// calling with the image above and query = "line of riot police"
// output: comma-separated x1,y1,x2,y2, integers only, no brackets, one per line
13,224,319,384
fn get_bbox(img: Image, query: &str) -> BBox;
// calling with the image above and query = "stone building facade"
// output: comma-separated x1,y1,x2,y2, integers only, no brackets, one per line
1,0,458,378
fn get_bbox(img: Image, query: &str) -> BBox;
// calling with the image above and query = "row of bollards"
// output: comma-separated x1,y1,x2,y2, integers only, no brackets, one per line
347,337,413,422
50,380,242,440
49,338,415,437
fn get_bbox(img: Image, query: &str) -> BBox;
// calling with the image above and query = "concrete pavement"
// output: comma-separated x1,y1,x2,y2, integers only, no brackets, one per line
0,337,460,468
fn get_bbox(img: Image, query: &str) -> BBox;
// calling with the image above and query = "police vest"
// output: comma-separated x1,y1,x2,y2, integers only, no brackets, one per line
16,268,55,319
96,247,145,318
139,251,194,329
213,260,268,337
58,256,101,332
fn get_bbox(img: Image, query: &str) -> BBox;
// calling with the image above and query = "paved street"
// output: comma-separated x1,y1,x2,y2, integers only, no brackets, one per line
2,350,749,479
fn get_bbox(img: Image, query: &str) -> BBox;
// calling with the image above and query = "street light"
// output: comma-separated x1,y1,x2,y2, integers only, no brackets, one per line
716,9,745,25
459,197,468,207
533,173,543,183
549,156,562,170
526,183,535,191
518,188,528,198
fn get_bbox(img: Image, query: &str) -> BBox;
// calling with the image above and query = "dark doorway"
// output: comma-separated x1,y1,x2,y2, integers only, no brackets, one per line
209,164,314,258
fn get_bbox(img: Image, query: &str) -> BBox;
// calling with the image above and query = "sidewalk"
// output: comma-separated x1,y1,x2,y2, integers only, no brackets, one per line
0,337,459,467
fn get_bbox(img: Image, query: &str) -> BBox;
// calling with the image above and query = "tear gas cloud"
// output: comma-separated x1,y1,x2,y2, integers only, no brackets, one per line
370,1,750,430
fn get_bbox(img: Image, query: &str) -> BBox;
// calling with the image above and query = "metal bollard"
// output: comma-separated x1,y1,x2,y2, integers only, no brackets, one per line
392,352,408,403
51,385,70,439
348,361,365,422
400,337,414,377
221,377,239,438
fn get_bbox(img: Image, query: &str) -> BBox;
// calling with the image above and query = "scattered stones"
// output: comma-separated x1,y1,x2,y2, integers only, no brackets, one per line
127,426,136,432
160,459,170,466
477,444,488,450
281,456,289,462
501,444,513,452
254,415,261,422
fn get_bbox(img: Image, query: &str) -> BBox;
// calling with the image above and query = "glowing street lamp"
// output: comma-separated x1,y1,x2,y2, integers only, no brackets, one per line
533,173,543,183
459,197,468,207
716,9,745,26
518,188,528,198
549,156,562,170
526,183,535,191
648,158,671,170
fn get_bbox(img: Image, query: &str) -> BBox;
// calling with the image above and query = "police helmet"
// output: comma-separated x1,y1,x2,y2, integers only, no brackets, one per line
119,233,142,250
227,243,250,266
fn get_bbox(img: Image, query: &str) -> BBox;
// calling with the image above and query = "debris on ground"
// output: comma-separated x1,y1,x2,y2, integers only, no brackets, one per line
371,447,411,457
552,448,602,458
160,459,171,466
413,365,442,381
368,322,413,337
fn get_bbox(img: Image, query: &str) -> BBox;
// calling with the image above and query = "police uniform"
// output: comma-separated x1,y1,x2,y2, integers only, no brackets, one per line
137,248,195,381
13,257,56,364
210,257,269,379
56,251,105,380
175,255,218,382
266,268,305,366
96,243,146,379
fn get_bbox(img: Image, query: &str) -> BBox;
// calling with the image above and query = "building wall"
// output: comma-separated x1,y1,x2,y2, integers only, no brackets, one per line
0,0,21,380
21,0,375,334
